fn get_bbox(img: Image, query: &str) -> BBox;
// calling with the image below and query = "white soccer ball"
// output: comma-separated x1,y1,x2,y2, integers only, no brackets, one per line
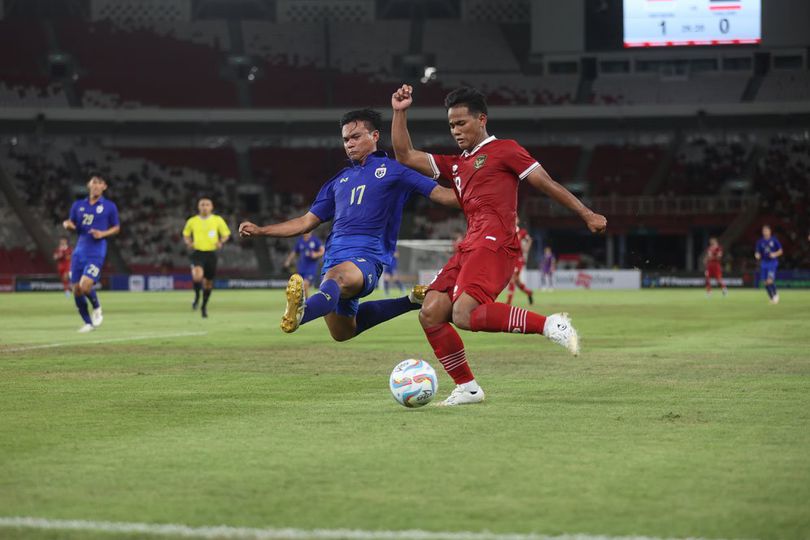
389,359,438,408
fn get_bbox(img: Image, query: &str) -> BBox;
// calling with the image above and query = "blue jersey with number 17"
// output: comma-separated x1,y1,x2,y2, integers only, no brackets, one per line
309,151,436,269
69,196,120,259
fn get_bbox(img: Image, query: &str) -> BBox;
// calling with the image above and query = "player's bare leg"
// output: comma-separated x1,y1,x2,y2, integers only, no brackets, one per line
191,265,204,310
419,291,484,406
201,279,214,318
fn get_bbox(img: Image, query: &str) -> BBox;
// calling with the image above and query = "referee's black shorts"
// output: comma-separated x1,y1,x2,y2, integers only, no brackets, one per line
190,250,218,280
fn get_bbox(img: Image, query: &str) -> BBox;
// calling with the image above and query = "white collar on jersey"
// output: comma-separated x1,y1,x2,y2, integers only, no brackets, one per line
463,135,497,157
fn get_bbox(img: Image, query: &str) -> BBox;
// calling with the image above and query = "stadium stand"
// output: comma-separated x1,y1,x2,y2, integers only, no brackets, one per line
587,144,665,196
752,135,810,268
663,136,752,196
54,20,237,108
593,72,750,105
756,70,810,102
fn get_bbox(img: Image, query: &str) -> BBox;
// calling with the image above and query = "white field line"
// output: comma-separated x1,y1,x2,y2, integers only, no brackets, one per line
0,331,208,353
0,517,737,540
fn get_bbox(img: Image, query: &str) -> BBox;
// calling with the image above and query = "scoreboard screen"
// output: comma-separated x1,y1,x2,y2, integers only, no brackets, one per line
623,0,761,48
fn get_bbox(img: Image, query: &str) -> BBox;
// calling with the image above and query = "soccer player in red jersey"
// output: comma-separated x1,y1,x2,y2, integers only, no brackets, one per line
506,216,533,305
53,237,73,296
704,237,727,296
392,84,607,405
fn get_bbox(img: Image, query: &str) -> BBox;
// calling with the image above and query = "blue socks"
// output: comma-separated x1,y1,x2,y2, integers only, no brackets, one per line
766,284,777,298
74,294,92,325
355,295,419,336
300,279,340,325
298,280,419,333
86,289,100,309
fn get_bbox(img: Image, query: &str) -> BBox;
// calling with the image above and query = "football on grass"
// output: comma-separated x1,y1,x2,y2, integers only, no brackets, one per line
389,359,437,408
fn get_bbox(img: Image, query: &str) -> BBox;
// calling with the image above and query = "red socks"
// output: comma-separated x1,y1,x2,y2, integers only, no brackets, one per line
470,303,546,335
423,323,474,384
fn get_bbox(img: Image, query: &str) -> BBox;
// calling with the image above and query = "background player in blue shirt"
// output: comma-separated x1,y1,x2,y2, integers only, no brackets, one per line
755,224,783,304
239,108,458,341
284,232,325,298
382,250,404,296
62,175,120,332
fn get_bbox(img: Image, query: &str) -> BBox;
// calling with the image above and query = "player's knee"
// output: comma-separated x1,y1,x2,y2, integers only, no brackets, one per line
451,303,473,331
418,301,446,328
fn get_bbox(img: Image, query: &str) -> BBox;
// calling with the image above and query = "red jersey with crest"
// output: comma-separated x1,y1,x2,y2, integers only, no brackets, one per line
706,245,723,265
428,136,540,255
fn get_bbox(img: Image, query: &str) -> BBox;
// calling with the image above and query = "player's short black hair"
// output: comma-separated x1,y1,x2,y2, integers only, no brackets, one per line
340,108,382,133
87,172,107,184
444,87,488,116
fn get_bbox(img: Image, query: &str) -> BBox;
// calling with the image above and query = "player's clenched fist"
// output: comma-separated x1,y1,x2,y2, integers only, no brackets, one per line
239,221,259,237
391,84,413,111
584,212,608,234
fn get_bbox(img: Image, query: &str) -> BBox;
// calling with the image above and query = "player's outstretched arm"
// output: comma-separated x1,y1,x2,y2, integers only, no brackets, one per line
428,186,461,209
391,84,438,178
526,165,606,234
239,212,321,239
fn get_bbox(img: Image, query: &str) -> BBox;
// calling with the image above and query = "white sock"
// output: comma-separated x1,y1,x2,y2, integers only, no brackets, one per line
461,380,480,393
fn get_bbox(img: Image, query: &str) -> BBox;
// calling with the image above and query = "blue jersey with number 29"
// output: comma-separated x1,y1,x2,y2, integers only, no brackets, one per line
309,151,436,269
69,196,120,259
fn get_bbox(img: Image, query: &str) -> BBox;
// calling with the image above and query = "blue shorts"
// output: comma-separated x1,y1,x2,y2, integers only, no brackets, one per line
298,264,318,284
70,252,105,284
384,261,398,275
760,262,778,283
323,256,383,318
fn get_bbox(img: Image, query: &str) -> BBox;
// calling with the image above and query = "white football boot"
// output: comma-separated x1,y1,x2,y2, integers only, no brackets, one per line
91,307,103,327
437,384,486,407
78,323,95,333
543,312,580,356
280,274,305,333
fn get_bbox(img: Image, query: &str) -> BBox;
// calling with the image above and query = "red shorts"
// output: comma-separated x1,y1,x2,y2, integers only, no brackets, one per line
705,263,722,280
428,246,516,305
57,264,70,276
514,258,525,273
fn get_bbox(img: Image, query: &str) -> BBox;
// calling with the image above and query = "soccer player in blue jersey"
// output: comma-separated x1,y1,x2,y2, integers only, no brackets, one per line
239,109,458,340
61,175,120,332
755,224,783,304
284,232,325,297
382,250,405,295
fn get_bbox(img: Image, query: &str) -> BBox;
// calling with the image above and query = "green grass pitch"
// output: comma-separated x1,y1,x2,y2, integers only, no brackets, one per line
1,289,809,540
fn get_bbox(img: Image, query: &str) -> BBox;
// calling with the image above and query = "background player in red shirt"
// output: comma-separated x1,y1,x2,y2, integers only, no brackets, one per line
392,84,607,406
53,236,73,296
704,237,727,296
506,216,533,305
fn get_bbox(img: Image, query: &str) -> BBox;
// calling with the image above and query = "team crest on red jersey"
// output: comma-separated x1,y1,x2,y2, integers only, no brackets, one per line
474,155,487,169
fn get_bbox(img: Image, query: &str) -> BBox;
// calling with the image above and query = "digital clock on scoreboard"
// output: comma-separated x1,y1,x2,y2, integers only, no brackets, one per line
624,0,761,47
